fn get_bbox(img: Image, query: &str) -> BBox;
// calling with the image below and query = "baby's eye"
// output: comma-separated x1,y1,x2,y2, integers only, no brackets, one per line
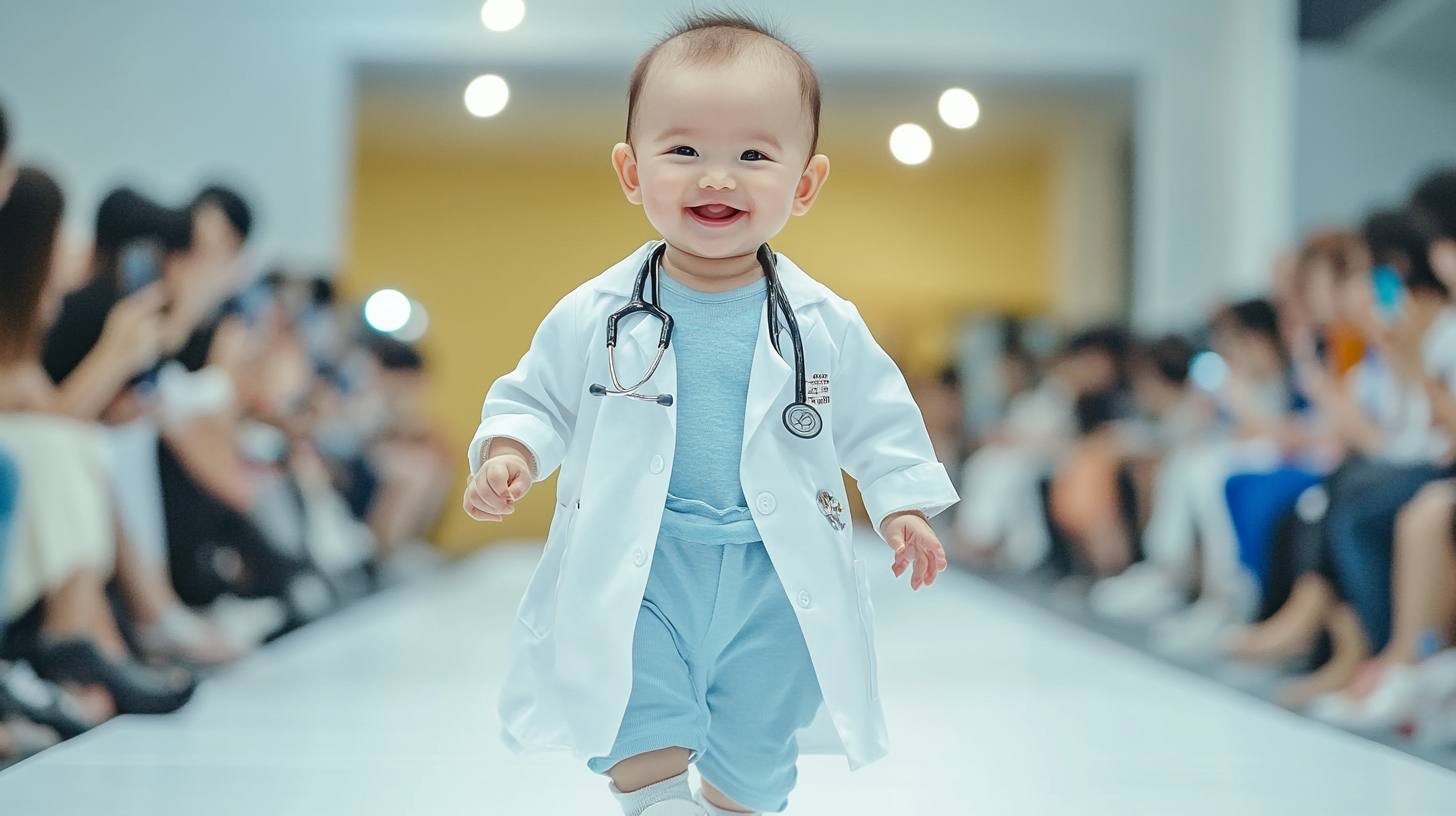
740,150,768,161
671,146,699,157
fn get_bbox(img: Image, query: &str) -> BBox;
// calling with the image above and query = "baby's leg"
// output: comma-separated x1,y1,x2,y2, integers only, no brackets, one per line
695,541,825,814
591,535,722,814
608,747,691,794
590,598,704,815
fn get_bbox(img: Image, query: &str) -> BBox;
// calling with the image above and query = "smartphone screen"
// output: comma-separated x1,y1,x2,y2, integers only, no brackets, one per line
117,238,162,297
1371,264,1405,323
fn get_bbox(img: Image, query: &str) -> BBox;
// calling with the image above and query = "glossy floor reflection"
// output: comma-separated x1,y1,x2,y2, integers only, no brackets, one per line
3,538,1456,815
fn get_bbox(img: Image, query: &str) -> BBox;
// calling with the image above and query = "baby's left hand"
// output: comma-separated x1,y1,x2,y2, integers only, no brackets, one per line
882,511,947,591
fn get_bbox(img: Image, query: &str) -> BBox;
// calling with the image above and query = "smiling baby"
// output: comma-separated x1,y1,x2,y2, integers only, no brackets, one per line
464,13,959,816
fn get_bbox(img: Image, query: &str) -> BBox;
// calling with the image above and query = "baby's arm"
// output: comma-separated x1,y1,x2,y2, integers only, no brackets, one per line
831,305,960,588
462,290,585,522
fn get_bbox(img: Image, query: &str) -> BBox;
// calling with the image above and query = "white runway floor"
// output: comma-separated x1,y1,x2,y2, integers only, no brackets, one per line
5,539,1456,815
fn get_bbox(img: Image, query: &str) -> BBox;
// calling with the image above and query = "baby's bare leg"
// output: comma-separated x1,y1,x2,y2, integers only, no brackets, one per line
700,778,753,813
607,747,691,793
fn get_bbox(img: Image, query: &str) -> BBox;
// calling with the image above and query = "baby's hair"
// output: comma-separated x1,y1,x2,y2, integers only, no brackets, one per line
626,11,822,155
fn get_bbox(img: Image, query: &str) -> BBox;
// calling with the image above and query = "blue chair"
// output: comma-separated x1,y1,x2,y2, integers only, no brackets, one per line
1224,468,1323,589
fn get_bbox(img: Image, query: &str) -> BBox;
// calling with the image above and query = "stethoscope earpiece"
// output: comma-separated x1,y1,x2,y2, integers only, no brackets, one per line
591,241,812,438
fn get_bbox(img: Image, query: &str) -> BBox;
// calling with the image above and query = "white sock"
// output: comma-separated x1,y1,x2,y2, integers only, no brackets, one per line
609,771,693,816
695,788,760,816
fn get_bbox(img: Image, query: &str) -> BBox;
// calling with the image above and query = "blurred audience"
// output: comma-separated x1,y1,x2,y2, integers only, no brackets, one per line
0,102,448,761
942,165,1456,753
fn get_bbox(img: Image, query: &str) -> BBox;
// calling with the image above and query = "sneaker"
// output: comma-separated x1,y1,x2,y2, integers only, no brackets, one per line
209,595,289,649
1305,690,1357,724
1413,651,1456,748
1307,664,1422,732
137,606,245,668
1151,596,1252,659
1089,563,1185,623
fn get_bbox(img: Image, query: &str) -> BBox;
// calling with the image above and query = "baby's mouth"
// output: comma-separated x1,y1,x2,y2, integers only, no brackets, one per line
687,204,746,226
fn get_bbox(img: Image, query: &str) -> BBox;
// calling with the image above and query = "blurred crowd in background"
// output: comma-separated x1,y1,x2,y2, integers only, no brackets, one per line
0,103,450,761
935,165,1456,753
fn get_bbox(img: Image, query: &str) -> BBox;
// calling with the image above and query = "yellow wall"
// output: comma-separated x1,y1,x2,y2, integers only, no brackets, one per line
346,145,1050,551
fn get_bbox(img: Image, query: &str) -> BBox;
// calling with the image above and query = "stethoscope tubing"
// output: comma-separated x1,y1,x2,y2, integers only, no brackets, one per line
590,241,820,437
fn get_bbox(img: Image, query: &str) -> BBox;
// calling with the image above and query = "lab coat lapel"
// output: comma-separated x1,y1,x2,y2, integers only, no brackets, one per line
743,300,793,446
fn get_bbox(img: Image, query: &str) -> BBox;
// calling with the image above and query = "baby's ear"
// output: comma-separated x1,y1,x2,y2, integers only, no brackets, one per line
612,143,643,205
792,154,831,216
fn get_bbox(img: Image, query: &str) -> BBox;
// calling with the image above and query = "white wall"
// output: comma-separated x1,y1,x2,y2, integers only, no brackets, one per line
0,0,1298,329
1295,47,1456,235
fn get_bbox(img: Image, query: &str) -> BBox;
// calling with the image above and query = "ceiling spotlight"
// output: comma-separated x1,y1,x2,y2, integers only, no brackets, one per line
364,289,412,333
939,88,980,129
464,74,509,117
889,124,932,165
480,0,526,32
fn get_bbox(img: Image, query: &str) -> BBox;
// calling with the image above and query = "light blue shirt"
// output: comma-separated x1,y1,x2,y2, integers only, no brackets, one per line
657,273,764,545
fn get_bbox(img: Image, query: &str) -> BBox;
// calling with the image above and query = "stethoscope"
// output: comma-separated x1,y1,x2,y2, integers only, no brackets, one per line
589,241,823,439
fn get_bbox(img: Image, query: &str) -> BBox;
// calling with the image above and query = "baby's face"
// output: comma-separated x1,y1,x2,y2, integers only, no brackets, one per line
619,57,823,260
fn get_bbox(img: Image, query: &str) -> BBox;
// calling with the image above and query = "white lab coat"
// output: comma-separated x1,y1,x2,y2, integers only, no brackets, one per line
469,242,959,771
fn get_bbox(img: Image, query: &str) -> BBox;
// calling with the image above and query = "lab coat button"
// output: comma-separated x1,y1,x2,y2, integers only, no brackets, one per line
756,493,776,514
633,548,646,567
797,590,811,609
649,455,664,474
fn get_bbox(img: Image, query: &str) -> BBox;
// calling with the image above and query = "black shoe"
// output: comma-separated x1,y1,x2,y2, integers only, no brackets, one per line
31,639,198,715
0,661,98,739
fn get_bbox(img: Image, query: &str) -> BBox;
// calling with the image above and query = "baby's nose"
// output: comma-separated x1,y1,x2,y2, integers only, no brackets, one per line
698,172,737,191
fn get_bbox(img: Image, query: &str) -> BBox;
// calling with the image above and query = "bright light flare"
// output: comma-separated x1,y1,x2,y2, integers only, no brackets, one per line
939,88,981,129
480,0,525,32
464,74,509,117
889,124,933,165
364,289,412,333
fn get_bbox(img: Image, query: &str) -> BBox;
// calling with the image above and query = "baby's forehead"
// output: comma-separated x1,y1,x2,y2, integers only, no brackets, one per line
643,37,803,96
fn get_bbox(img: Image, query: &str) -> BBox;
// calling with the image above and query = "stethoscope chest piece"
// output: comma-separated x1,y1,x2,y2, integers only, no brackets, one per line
783,403,822,439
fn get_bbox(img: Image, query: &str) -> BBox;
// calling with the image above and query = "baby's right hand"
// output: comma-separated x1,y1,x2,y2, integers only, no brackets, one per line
463,444,534,522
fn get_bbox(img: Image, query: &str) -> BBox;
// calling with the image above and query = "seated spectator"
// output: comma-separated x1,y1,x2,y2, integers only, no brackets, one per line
1091,300,1310,655
1292,175,1456,731
954,328,1126,572
1219,231,1381,701
1048,390,1135,576
1222,208,1456,711
0,166,196,719
353,336,450,570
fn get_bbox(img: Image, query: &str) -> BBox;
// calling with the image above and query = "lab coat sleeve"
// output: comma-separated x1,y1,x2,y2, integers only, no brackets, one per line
831,304,959,538
468,289,585,480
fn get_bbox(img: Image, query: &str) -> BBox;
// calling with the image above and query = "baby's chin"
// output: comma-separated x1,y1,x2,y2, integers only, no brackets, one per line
655,217,780,260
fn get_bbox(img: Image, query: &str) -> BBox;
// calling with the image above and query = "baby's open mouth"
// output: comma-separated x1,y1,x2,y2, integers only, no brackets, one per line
688,204,746,226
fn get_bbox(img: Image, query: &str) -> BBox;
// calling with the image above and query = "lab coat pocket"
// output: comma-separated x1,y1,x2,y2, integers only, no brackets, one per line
852,557,880,702
516,500,579,640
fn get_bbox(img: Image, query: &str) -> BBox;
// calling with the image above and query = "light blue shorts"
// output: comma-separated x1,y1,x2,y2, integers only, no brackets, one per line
588,501,824,813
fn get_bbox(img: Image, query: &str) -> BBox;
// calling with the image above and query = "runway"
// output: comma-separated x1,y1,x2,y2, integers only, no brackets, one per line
4,537,1456,815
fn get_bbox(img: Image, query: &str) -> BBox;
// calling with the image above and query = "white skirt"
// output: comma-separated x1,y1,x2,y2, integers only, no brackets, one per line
0,413,116,620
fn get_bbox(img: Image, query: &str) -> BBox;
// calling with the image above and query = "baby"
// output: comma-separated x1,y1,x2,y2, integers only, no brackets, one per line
464,14,959,816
